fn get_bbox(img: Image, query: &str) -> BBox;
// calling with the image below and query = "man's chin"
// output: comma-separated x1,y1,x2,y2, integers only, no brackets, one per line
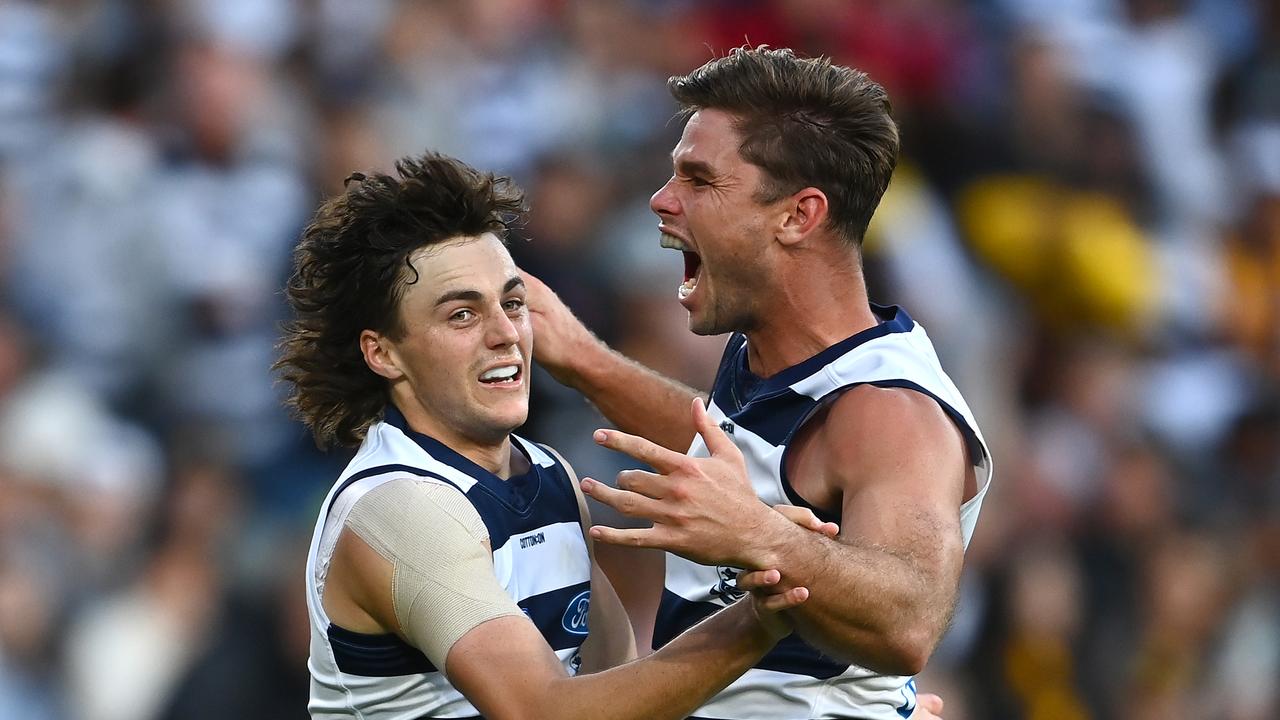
688,312,733,337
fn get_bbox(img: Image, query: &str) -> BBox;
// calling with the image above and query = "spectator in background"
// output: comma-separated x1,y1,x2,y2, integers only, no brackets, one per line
0,2,1273,718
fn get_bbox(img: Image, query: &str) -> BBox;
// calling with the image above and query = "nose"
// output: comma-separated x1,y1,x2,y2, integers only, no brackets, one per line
650,176,680,217
485,306,522,350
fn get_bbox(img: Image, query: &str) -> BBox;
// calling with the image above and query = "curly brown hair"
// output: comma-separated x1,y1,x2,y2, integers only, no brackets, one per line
669,46,899,246
276,151,526,449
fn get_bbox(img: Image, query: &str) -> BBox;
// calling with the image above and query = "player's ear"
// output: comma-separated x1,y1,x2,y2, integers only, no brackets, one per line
360,329,404,380
777,187,828,247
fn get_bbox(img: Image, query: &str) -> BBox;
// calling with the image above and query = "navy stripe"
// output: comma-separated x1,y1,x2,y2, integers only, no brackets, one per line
325,463,463,519
327,624,436,677
518,581,592,651
710,333,750,413
729,387,818,448
327,579,591,677
474,462,582,552
653,591,849,679
895,678,918,718
383,406,548,513
725,305,914,404
327,460,582,553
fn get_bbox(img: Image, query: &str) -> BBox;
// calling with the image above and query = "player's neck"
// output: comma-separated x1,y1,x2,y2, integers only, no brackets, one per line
392,400,518,478
743,255,876,378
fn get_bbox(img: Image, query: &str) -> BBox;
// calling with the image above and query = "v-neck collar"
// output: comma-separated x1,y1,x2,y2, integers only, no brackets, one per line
730,304,915,407
382,405,541,512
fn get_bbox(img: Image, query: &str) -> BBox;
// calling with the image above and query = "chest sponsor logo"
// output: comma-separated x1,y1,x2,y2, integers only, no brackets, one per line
519,532,545,549
719,421,735,435
562,590,591,635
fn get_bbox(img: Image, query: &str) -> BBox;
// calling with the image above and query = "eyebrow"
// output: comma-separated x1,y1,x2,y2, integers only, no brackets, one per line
674,156,716,178
433,276,524,307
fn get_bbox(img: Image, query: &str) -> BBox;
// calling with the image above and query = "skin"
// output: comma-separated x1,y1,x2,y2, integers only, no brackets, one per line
320,233,840,720
361,234,534,475
525,108,976,703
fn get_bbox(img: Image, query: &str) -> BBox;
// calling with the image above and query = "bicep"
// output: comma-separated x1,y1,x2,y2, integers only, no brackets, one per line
828,388,968,576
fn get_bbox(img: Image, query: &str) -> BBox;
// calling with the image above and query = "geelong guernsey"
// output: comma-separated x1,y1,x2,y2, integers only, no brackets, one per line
305,407,591,719
656,304,993,720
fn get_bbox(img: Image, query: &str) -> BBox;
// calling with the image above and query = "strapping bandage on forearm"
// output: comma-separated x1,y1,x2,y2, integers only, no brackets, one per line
344,479,526,670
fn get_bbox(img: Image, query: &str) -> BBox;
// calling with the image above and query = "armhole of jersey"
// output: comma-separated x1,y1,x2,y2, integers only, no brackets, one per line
776,380,987,525
536,442,592,547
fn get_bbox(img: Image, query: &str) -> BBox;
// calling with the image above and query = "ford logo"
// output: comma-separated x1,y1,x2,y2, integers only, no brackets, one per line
561,590,590,635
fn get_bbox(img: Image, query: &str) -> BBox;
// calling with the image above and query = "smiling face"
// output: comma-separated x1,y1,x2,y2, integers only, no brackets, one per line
649,109,781,336
368,234,532,451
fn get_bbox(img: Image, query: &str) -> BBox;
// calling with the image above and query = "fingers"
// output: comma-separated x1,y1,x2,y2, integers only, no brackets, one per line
691,396,738,458
772,504,840,537
580,478,664,520
754,585,810,612
593,429,688,472
517,269,547,292
918,693,944,714
735,569,781,593
587,524,663,549
616,468,666,499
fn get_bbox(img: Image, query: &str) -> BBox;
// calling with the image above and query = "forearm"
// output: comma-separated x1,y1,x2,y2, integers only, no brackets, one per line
556,337,699,453
547,599,775,720
751,519,957,675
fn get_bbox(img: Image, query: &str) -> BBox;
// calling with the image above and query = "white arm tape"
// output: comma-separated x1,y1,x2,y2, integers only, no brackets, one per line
345,478,527,672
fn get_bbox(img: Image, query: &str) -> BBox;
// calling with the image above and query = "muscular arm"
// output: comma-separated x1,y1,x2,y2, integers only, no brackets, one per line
585,390,974,677
762,386,971,674
522,270,698,451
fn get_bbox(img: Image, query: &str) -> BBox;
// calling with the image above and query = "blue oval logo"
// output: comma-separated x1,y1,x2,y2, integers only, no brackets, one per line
561,590,591,635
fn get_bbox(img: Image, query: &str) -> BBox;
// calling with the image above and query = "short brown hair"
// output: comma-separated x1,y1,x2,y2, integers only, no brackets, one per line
276,152,525,448
669,46,899,245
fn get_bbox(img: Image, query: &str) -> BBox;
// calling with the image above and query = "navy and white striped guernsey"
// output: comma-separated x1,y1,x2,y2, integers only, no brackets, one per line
305,407,591,719
657,304,993,720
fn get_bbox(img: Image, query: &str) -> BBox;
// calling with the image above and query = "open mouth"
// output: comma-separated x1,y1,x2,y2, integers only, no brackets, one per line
680,251,701,299
661,231,701,300
478,364,522,387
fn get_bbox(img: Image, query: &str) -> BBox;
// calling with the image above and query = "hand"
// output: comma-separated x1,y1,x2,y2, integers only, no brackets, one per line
772,504,839,538
581,397,789,568
733,505,838,596
520,270,600,385
909,693,945,719
741,568,810,640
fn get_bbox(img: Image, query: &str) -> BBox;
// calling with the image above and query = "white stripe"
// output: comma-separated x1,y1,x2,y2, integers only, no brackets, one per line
691,667,913,720
492,521,590,600
664,552,726,603
515,434,556,467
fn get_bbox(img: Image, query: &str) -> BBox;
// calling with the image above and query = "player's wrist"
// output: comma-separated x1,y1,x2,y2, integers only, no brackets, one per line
736,504,797,571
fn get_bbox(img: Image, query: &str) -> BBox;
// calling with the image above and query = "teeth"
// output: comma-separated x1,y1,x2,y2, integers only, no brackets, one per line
481,365,519,381
660,232,690,252
678,277,697,299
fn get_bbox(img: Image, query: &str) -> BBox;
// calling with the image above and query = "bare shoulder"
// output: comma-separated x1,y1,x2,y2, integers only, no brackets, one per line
795,384,970,507
824,384,964,452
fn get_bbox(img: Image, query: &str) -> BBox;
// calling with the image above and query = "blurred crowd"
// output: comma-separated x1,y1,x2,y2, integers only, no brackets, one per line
0,0,1275,718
